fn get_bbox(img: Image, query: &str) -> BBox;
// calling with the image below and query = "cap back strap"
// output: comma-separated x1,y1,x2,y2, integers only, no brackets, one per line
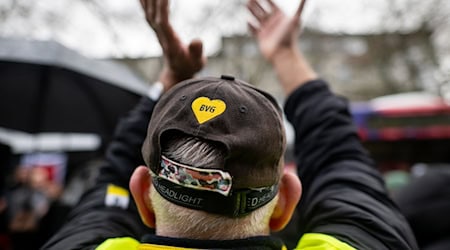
152,177,278,217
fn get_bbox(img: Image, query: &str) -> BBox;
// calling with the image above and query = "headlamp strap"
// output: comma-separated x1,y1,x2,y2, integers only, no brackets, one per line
152,177,278,217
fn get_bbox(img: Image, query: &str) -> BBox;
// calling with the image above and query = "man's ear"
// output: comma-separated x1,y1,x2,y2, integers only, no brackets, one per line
269,169,302,232
130,166,155,228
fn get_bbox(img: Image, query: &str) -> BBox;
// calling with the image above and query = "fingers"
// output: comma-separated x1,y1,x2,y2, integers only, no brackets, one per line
188,39,207,70
247,0,270,24
144,0,178,53
141,0,154,25
142,0,168,27
266,0,280,12
140,0,205,86
188,39,203,60
295,0,307,19
155,0,169,26
149,0,157,24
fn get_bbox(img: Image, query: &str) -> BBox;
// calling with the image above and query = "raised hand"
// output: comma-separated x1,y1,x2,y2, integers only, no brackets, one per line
247,0,306,63
140,0,206,91
247,0,316,95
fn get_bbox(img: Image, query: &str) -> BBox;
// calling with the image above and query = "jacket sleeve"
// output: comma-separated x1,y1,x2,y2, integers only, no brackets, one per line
41,96,156,250
284,80,418,249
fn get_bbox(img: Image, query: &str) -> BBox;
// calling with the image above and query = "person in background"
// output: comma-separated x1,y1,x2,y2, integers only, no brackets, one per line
43,0,418,249
393,166,450,250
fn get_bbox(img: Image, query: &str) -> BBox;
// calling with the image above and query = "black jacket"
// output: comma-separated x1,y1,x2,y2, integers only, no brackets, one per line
42,96,154,250
281,80,418,249
42,80,418,250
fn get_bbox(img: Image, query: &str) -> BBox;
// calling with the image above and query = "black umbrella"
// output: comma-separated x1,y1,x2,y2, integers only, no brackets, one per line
0,37,151,249
0,37,148,152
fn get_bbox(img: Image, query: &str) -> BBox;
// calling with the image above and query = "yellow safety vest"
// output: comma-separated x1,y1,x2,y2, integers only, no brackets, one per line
96,233,355,250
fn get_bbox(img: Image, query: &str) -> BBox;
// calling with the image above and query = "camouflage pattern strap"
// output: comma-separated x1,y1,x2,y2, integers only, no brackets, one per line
158,155,232,196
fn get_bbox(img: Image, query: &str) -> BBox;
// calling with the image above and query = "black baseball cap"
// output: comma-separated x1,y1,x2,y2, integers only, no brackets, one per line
142,75,286,217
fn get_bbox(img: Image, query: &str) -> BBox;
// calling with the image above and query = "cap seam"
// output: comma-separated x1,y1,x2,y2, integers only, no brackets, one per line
250,87,284,166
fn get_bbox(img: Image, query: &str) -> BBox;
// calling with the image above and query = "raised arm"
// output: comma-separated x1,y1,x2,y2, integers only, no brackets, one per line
42,1,205,249
248,0,418,249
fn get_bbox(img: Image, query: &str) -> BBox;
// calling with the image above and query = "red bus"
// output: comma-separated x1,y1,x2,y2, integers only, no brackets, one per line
350,92,450,171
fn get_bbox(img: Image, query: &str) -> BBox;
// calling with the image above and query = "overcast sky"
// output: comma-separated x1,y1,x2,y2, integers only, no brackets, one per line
74,0,400,58
0,0,446,59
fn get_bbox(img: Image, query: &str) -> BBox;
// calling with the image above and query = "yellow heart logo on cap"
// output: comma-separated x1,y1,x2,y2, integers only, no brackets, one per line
191,97,226,124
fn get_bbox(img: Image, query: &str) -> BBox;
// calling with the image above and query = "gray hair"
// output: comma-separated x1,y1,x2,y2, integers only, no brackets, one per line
150,134,277,239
